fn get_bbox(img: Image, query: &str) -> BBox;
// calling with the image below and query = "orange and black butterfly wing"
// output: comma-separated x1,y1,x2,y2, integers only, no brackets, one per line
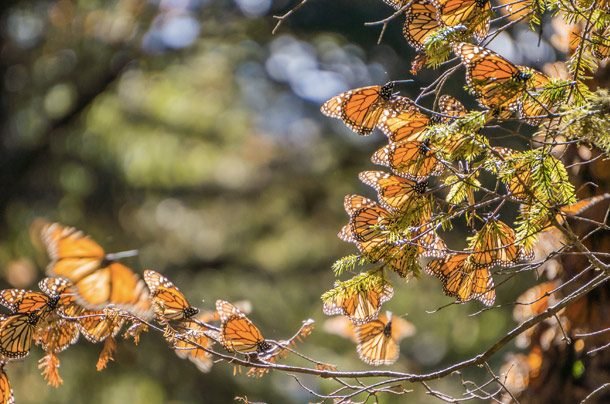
41,223,151,317
0,314,36,360
34,319,80,353
434,0,491,40
174,322,214,373
355,319,398,366
77,310,125,343
0,364,13,404
41,222,105,280
322,283,394,325
454,43,526,111
359,171,427,213
216,300,271,354
0,290,48,315
321,85,391,135
438,95,467,122
426,253,495,305
144,270,198,322
469,220,519,267
373,140,443,181
377,104,431,142
404,1,442,50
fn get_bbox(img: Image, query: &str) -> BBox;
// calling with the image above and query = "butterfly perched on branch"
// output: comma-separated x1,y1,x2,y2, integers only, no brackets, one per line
426,252,495,306
321,82,412,135
0,278,78,359
322,270,394,325
144,270,199,323
467,219,523,268
453,42,548,116
358,170,428,214
372,138,445,182
212,300,272,355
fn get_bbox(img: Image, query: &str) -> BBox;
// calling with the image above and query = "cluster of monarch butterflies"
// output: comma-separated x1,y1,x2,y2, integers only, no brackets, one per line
320,14,610,362
0,222,315,402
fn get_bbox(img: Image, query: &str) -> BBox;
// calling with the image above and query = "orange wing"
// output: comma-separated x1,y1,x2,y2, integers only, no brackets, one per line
377,102,431,142
426,253,495,306
41,222,151,318
144,270,199,322
0,290,49,315
453,42,530,112
321,82,402,135
0,314,37,360
372,139,444,181
355,312,412,366
468,219,520,268
438,95,467,122
216,300,271,354
174,321,214,373
322,282,394,325
0,364,13,404
434,0,491,40
34,319,80,353
403,1,442,50
358,170,427,213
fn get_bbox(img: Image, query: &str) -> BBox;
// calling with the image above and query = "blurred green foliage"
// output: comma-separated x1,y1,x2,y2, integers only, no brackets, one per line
0,0,563,402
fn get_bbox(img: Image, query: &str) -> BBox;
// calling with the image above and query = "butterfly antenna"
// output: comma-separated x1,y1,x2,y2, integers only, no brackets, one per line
105,249,139,261
391,79,414,86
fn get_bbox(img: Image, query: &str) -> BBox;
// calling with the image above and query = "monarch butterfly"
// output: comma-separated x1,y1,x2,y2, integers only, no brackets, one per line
426,252,495,306
40,222,151,318
340,195,428,276
409,219,448,258
173,321,214,373
321,82,409,135
143,270,199,323
34,319,80,354
0,278,74,325
77,310,124,344
467,219,521,268
453,42,533,113
0,364,13,404
403,1,442,50
215,300,272,354
516,66,557,125
355,312,416,366
322,274,394,325
0,313,39,359
438,94,467,122
372,138,444,181
377,100,431,143
433,0,492,41
358,170,428,213
340,194,395,261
